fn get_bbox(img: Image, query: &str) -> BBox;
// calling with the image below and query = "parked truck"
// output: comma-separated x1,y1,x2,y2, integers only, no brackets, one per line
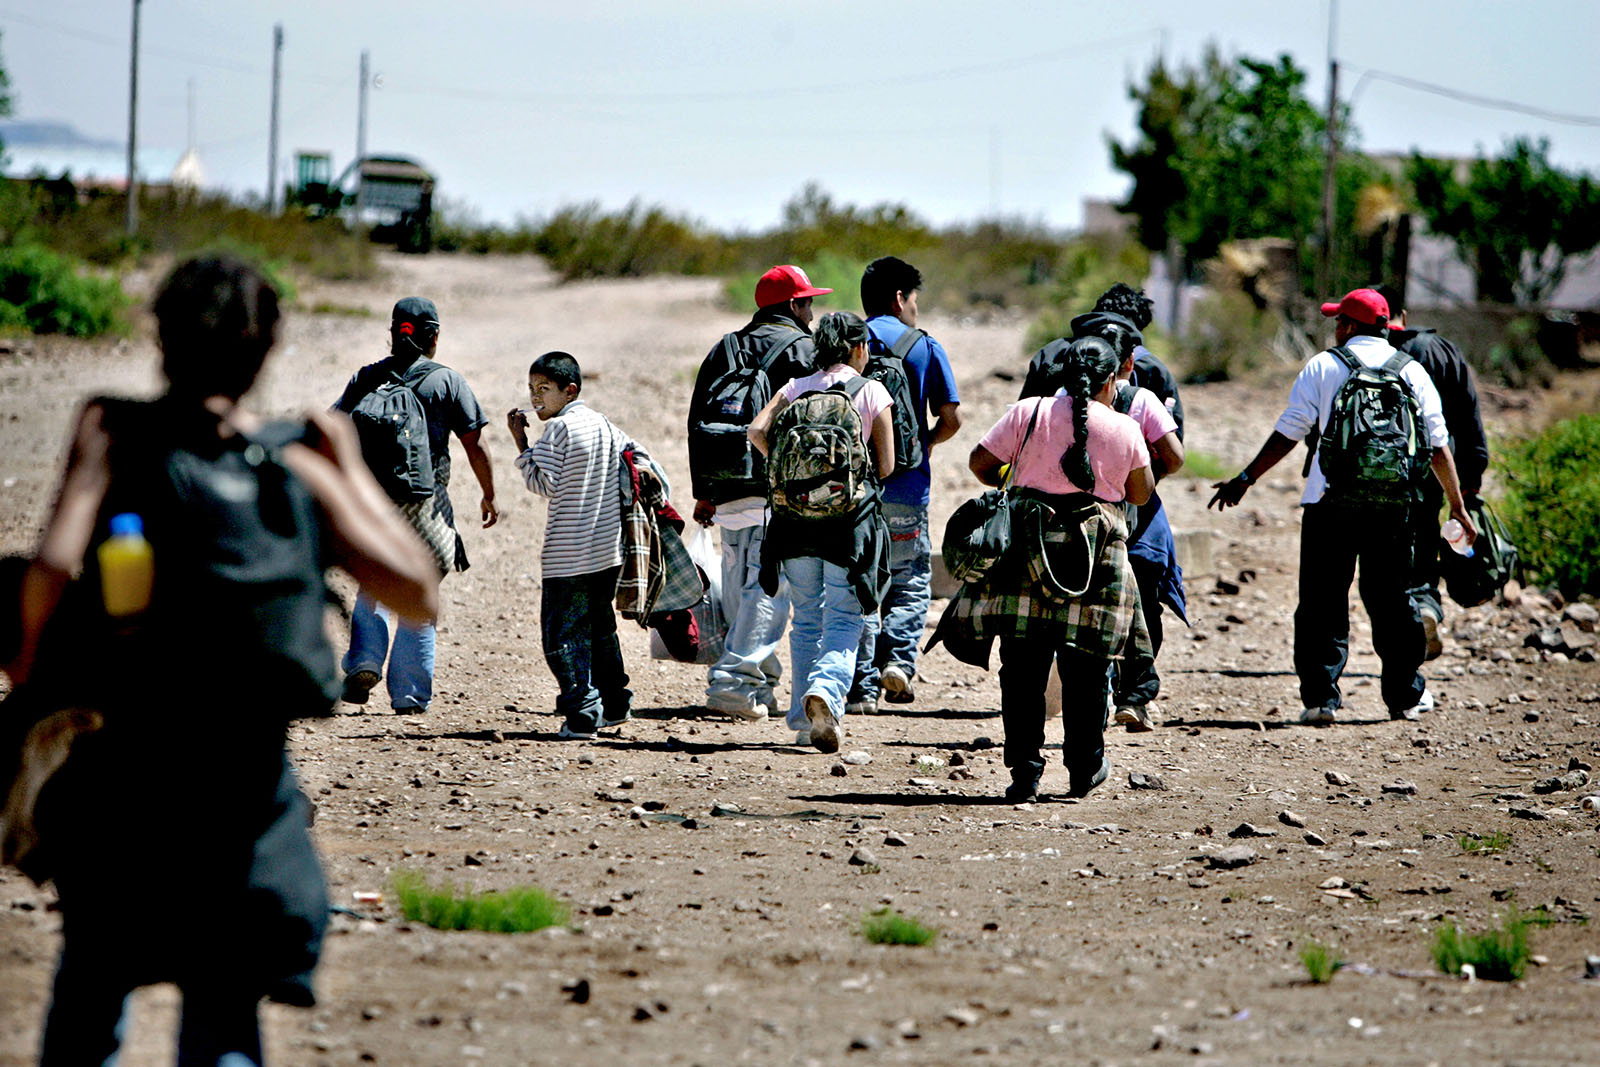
288,152,433,253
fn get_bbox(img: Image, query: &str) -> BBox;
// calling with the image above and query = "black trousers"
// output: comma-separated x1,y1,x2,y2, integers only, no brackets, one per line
1113,555,1164,707
998,635,1110,786
1408,478,1446,621
1294,501,1426,714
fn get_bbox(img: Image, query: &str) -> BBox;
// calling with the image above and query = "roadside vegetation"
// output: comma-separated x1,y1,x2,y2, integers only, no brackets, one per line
391,870,571,934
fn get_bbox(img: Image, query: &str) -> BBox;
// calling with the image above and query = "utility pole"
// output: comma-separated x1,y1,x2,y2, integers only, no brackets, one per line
355,50,369,214
268,24,283,214
1318,0,1340,296
124,0,142,236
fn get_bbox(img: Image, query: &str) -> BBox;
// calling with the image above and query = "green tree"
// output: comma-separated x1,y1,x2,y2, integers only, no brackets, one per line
1110,48,1330,274
1409,139,1600,304
0,30,13,164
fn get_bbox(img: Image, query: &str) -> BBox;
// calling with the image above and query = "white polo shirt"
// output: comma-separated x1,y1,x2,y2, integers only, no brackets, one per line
1273,333,1448,505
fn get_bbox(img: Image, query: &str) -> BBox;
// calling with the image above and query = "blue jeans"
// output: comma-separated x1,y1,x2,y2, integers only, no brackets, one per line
782,556,867,729
41,953,263,1066
706,525,789,712
852,501,930,697
541,566,630,732
345,590,435,711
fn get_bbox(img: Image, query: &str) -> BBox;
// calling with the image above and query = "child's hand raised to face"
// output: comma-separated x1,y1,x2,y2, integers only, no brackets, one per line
506,407,531,451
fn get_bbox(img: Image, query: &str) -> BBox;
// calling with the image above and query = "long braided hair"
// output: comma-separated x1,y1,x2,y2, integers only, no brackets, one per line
1057,336,1121,492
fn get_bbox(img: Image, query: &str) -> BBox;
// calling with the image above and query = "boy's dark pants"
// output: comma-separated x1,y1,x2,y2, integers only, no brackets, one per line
1294,501,1426,714
540,566,630,732
998,635,1110,789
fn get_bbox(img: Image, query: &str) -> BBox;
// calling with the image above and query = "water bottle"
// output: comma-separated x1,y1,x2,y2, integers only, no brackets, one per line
1440,518,1474,558
98,513,154,616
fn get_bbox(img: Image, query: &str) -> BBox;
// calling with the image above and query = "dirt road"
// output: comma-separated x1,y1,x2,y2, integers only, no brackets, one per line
3,253,1598,1065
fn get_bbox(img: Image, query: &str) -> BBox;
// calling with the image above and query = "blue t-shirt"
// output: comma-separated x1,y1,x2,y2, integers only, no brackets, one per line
866,315,960,508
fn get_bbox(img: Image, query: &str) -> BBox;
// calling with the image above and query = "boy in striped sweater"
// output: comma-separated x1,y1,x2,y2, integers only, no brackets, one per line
507,352,635,739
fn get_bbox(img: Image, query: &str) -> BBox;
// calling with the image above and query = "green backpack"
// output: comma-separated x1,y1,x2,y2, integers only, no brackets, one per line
1318,346,1429,509
767,377,874,521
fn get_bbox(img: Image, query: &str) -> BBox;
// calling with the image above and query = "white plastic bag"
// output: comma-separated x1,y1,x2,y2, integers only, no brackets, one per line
649,527,727,664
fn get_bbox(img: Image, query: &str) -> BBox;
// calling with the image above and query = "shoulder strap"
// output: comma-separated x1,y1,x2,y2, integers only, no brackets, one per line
735,326,806,375
1003,399,1044,489
1328,345,1360,373
1112,381,1135,415
400,358,448,390
888,326,925,360
1380,350,1413,375
839,375,870,399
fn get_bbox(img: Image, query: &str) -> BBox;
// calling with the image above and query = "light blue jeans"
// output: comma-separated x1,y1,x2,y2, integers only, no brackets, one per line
853,501,931,696
782,556,868,729
706,525,789,712
344,590,435,712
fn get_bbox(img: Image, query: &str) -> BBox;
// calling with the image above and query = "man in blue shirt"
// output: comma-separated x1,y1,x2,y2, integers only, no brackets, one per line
849,257,961,709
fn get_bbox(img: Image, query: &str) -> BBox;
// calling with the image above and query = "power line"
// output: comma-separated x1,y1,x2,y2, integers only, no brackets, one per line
1347,63,1600,128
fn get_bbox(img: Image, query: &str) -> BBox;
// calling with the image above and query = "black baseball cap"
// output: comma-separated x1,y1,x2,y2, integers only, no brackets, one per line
391,296,440,338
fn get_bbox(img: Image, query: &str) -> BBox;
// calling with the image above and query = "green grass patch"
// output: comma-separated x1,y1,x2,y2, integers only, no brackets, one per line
1298,940,1344,983
1175,449,1232,481
1459,831,1512,854
392,871,571,933
859,907,938,946
302,300,375,318
1495,414,1600,597
1430,910,1532,981
0,244,126,337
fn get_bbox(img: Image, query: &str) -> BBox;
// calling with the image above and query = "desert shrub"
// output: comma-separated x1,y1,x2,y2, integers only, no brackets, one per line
182,237,298,303
392,871,570,933
1173,449,1231,481
859,907,938,946
0,244,126,337
1495,414,1600,597
1430,910,1531,981
1298,940,1344,983
1171,288,1280,382
528,200,732,281
721,249,867,314
1021,234,1152,354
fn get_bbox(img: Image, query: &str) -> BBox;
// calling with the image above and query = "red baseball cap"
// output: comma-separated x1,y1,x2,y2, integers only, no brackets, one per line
755,264,832,308
1319,288,1389,326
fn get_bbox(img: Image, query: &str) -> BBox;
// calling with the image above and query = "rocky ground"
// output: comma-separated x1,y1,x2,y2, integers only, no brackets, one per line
2,253,1599,1066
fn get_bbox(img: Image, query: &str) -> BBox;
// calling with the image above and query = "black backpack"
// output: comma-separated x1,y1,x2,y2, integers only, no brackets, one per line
863,324,925,477
687,326,808,503
1440,499,1521,608
347,359,445,503
87,399,341,712
1318,346,1430,509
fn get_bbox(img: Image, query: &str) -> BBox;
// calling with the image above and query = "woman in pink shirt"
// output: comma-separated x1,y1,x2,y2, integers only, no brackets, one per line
931,336,1152,802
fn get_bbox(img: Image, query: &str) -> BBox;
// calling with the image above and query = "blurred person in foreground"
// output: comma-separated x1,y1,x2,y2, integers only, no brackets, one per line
8,255,439,1065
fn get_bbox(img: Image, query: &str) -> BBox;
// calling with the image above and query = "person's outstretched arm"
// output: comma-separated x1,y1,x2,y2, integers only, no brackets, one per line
870,409,895,481
747,393,790,458
1207,431,1297,510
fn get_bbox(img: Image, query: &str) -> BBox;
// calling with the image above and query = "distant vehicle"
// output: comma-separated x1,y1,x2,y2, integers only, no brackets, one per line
287,152,434,253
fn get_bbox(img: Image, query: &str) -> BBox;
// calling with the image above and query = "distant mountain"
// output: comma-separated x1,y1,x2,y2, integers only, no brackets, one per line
0,120,121,151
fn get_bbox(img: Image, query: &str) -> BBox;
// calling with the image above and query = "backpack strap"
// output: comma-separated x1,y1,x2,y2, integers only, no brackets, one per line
1380,349,1413,376
1112,381,1136,416
1327,344,1360,373
838,375,870,399
887,326,925,361
732,326,807,377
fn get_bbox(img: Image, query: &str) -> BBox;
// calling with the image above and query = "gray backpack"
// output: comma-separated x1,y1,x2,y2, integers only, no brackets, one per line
348,360,444,503
767,377,873,521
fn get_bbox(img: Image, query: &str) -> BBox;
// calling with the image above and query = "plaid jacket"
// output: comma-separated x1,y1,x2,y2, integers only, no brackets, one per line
930,494,1142,667
616,449,702,624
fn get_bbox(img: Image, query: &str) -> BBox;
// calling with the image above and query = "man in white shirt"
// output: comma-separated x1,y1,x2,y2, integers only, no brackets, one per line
1208,288,1476,725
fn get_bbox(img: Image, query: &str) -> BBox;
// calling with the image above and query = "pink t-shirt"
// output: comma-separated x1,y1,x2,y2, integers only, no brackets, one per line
779,366,894,446
980,395,1150,502
1056,382,1177,443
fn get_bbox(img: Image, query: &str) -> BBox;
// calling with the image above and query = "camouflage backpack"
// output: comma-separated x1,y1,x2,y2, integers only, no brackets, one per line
767,377,874,521
1317,345,1429,509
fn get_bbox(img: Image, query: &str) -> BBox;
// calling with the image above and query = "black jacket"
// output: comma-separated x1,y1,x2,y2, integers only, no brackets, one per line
1389,326,1488,496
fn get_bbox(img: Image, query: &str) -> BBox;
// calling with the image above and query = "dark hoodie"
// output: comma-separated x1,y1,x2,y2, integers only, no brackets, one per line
1389,326,1488,496
1019,312,1185,438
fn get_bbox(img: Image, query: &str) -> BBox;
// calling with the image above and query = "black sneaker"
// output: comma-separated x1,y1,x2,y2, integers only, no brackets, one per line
1067,756,1109,798
1004,777,1040,803
341,668,380,705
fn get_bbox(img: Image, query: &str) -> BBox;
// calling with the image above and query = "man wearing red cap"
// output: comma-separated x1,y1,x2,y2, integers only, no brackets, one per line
1208,288,1475,725
688,264,830,723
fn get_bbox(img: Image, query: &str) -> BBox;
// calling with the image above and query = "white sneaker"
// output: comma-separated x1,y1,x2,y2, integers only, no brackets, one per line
707,692,767,722
804,694,840,754
1114,704,1156,732
793,729,811,746
880,665,915,704
556,723,595,740
845,698,878,716
1392,688,1434,721
1299,706,1335,725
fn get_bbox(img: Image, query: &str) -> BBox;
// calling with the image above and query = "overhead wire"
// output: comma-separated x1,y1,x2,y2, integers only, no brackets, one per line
1344,63,1600,129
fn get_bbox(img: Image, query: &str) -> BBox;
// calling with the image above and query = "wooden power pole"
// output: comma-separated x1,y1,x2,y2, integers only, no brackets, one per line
124,0,142,236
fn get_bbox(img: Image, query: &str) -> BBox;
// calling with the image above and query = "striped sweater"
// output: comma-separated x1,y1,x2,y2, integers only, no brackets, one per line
514,400,632,578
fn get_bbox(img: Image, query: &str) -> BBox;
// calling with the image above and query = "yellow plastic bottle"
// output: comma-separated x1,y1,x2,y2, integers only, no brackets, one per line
98,512,154,617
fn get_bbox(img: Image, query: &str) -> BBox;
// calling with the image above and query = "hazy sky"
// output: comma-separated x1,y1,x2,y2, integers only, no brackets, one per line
5,1,1599,230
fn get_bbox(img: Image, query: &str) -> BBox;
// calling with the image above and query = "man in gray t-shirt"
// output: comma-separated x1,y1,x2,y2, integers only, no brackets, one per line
332,296,498,712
